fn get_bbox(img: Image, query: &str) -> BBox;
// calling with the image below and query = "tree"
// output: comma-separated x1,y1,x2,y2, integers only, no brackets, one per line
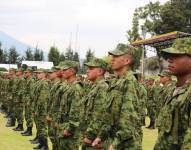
127,10,141,42
34,46,44,61
0,42,4,63
2,50,8,63
48,46,60,66
40,50,44,61
128,0,191,39
25,47,34,60
85,49,94,63
65,48,74,61
48,46,60,65
73,52,80,62
59,53,65,62
8,47,19,64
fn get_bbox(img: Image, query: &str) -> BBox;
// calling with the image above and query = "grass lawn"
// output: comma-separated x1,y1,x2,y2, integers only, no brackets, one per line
0,113,157,150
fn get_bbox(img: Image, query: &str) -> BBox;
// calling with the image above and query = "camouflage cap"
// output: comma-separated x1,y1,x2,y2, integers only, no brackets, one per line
84,57,108,70
162,37,191,55
108,43,137,56
33,69,47,73
24,68,33,73
158,70,171,77
62,60,80,70
9,68,17,72
55,61,65,70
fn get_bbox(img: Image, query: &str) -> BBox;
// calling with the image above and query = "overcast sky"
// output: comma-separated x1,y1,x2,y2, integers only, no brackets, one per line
0,0,168,58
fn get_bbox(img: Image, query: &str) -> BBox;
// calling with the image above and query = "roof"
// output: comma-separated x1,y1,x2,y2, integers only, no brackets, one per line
22,61,54,69
131,31,191,50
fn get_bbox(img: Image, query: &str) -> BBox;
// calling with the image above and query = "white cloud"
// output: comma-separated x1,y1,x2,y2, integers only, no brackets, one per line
0,0,168,58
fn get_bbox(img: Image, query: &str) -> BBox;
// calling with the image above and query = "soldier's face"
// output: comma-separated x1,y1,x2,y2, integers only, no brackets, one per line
49,72,57,80
111,55,131,70
167,54,191,76
56,70,62,78
25,72,31,78
111,55,125,70
62,69,73,79
37,72,46,80
86,67,101,81
16,71,22,77
160,76,170,85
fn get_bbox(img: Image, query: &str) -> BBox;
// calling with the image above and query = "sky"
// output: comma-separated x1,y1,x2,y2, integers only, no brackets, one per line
0,0,168,58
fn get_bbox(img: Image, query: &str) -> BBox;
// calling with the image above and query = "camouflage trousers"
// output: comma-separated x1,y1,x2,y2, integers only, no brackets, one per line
14,102,24,124
34,104,47,138
59,136,79,150
24,103,33,128
48,123,59,150
154,133,182,150
58,127,80,150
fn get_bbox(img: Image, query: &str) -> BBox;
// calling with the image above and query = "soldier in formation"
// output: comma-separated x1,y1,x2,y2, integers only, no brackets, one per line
0,37,191,150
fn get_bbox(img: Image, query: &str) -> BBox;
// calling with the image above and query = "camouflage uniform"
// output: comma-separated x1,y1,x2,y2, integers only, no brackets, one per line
23,71,35,134
154,38,191,150
32,70,49,149
47,79,62,150
58,61,83,150
12,75,25,127
91,44,142,150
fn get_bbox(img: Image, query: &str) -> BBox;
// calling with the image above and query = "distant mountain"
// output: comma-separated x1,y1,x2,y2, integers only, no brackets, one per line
0,31,32,55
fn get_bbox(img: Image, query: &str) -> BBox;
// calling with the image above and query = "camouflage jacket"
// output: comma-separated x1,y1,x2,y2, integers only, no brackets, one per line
157,78,191,149
58,80,84,137
97,70,141,149
81,79,109,140
33,79,49,115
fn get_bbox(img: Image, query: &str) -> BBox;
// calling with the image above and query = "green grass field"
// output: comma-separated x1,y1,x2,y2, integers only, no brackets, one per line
0,113,157,150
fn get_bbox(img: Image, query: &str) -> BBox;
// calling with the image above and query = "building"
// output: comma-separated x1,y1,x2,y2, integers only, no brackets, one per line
22,61,54,69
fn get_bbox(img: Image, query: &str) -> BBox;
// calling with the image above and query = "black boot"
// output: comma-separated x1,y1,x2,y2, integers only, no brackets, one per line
13,124,24,131
33,136,43,149
40,137,49,150
30,135,38,142
22,127,32,136
31,136,40,144
146,118,155,129
6,118,15,127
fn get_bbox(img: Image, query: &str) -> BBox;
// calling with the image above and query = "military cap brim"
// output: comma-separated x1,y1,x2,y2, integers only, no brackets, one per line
161,47,188,55
108,49,126,56
84,62,100,68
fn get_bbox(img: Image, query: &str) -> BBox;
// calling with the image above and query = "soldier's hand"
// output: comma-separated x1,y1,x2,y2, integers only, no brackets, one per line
83,137,92,145
63,130,72,137
54,123,59,128
108,145,115,150
92,137,102,148
46,116,52,122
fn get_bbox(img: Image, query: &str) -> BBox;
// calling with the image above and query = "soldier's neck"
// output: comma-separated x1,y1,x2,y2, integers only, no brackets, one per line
115,66,129,78
92,75,104,83
67,75,78,83
176,72,191,87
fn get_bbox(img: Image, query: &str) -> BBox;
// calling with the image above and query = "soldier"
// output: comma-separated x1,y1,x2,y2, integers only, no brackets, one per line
73,57,109,150
154,38,191,150
46,66,62,150
92,44,142,150
155,71,175,110
12,69,25,131
32,69,49,150
133,72,147,127
21,68,35,136
57,60,84,150
6,68,17,127
145,78,156,129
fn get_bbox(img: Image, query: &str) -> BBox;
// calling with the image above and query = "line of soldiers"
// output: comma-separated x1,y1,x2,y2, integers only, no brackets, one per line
0,37,191,150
